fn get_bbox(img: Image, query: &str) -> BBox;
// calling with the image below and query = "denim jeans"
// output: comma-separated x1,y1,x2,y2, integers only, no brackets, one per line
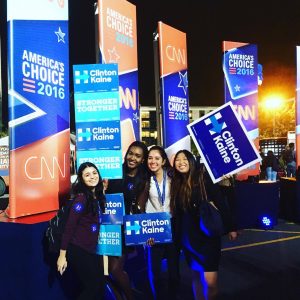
286,161,296,177
266,167,277,181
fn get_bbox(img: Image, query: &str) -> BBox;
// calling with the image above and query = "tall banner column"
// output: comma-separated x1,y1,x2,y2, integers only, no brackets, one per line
97,0,139,157
7,0,70,218
155,22,190,163
296,47,300,168
223,41,259,179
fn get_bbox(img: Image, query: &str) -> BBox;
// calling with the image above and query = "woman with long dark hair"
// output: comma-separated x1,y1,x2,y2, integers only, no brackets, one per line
57,162,106,300
143,145,180,300
105,140,150,300
171,150,236,300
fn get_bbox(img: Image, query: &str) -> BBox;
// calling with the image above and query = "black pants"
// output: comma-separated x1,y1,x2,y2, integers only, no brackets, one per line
67,244,105,300
147,242,180,300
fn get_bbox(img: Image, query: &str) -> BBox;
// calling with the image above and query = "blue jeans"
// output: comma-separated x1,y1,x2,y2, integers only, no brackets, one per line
286,161,296,177
266,167,277,181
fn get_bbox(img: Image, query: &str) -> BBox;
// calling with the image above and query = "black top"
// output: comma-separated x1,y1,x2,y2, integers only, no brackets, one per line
106,174,144,214
61,194,101,253
175,170,235,234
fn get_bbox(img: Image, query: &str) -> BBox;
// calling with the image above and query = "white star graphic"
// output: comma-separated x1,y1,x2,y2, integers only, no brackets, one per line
133,112,139,123
55,27,66,43
178,71,188,95
108,47,120,63
234,84,241,92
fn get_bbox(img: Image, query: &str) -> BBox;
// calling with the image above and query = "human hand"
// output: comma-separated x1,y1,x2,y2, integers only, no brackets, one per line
102,179,109,191
146,238,155,247
228,231,238,241
222,174,233,180
57,255,68,275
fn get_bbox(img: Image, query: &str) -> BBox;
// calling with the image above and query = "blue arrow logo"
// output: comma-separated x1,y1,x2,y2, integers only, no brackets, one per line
126,221,141,234
78,131,92,139
208,115,226,134
75,73,89,81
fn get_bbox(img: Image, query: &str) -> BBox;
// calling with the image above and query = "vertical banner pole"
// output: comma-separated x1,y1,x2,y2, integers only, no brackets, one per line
7,0,70,218
97,0,139,158
156,22,190,164
296,46,300,169
223,41,259,180
153,31,162,146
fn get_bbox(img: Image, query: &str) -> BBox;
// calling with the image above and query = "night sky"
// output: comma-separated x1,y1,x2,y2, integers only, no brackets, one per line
1,0,300,109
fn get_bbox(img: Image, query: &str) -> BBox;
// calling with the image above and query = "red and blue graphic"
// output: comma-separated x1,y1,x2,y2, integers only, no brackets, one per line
223,41,259,178
157,22,190,163
124,212,172,246
7,0,70,218
187,102,261,183
98,0,139,158
223,42,258,133
223,44,257,100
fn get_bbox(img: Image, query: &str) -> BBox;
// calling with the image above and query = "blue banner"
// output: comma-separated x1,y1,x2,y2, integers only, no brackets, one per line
6,0,70,218
158,22,190,160
73,63,119,93
76,149,122,179
223,44,257,101
187,102,261,183
96,224,122,256
124,212,172,246
102,193,125,225
8,20,69,150
73,63,123,179
76,120,121,151
161,71,190,147
74,91,120,122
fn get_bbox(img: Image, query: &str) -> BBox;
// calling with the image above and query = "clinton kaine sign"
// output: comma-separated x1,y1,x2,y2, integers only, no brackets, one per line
187,102,261,183
124,212,172,246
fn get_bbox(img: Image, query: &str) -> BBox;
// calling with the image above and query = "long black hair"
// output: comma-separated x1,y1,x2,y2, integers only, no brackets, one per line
72,162,105,214
170,150,206,213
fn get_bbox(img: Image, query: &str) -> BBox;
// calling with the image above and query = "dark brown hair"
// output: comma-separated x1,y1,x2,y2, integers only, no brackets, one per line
170,150,206,213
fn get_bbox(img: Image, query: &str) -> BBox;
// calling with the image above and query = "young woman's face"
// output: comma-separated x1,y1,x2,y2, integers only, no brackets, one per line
174,152,190,174
148,150,165,173
125,146,144,170
82,166,99,189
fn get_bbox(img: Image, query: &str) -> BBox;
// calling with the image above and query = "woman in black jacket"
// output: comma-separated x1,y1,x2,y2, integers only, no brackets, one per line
171,150,236,300
105,141,150,300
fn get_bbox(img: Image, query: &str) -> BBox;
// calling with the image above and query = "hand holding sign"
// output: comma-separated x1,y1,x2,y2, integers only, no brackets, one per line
124,212,172,246
187,102,261,183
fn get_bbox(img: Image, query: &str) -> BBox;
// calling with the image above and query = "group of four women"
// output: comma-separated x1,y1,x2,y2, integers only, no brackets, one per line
57,141,237,300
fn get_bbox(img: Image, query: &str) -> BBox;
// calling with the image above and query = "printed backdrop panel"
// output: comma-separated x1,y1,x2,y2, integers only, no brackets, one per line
158,22,190,162
7,0,69,218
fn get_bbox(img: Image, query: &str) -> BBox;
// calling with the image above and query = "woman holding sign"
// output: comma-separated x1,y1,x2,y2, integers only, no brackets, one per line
171,150,236,300
143,145,181,300
57,162,106,300
105,140,150,300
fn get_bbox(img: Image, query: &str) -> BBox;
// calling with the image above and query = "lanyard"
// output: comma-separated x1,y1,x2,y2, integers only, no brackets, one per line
153,170,167,207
